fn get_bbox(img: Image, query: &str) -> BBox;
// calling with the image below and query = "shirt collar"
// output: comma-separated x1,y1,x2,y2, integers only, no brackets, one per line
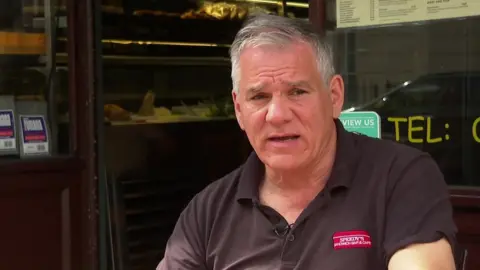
235,119,359,203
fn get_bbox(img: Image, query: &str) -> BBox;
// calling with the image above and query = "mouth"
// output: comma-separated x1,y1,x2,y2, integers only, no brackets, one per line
267,135,300,142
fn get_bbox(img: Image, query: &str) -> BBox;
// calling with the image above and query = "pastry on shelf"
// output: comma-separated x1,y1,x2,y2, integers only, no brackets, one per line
137,90,155,117
102,5,124,14
181,2,248,20
101,0,124,13
180,10,198,19
104,104,131,121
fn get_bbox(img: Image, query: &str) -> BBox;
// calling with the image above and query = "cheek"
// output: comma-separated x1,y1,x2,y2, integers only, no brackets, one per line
300,102,331,141
242,111,265,139
235,103,251,129
317,95,334,117
245,111,264,129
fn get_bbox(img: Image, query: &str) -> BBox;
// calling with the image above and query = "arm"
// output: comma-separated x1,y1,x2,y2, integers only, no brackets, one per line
384,154,457,270
388,238,455,270
157,196,207,270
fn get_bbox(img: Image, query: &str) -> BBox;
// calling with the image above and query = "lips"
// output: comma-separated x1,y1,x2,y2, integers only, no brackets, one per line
267,135,300,141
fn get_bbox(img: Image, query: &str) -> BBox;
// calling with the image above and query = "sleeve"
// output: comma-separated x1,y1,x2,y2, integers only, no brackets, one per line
156,195,208,270
383,153,458,264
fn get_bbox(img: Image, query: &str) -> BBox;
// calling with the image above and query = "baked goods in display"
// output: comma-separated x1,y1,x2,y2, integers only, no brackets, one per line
138,90,156,116
104,104,131,121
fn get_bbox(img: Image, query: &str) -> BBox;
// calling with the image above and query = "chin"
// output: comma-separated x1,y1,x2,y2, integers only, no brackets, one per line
261,153,304,171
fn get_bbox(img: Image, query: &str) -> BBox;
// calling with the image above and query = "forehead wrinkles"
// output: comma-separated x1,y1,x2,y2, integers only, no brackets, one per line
243,71,311,95
253,67,296,84
238,45,317,92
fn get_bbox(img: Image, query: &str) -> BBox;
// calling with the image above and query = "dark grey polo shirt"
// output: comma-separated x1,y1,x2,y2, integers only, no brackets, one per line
157,120,457,270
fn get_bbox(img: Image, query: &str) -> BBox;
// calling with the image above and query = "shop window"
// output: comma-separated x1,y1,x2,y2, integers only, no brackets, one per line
466,74,480,184
99,1,309,269
0,0,70,159
370,81,442,114
329,1,480,186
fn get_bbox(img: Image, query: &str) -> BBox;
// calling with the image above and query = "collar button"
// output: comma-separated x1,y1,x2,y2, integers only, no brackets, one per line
287,234,295,242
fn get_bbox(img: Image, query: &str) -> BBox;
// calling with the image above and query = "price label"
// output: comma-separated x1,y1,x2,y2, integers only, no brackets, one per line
0,110,16,151
20,115,49,155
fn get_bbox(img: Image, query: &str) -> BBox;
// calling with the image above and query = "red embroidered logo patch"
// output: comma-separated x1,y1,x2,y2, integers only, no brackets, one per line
333,230,372,250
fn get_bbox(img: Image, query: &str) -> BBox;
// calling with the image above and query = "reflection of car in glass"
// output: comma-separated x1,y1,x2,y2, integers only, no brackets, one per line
346,72,480,185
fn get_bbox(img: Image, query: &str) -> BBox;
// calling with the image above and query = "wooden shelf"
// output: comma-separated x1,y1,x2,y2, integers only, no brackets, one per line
0,156,83,174
53,53,231,66
108,115,235,126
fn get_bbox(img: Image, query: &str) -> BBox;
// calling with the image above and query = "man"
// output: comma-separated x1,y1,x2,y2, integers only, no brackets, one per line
157,14,457,270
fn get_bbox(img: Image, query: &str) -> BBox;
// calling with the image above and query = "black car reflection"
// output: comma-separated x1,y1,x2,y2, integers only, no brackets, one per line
347,72,480,186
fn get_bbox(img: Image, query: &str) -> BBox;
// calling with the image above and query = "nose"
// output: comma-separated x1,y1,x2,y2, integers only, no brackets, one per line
265,96,293,125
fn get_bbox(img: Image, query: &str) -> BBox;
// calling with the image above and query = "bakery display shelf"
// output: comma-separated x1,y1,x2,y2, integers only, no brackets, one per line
23,5,122,15
22,1,308,15
98,2,307,44
0,155,82,173
58,115,235,126
100,11,243,43
107,115,235,126
52,53,231,66
0,54,43,67
0,31,46,58
231,0,307,7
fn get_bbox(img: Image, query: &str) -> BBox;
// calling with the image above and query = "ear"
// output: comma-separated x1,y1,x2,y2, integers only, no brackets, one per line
329,75,345,119
232,90,245,130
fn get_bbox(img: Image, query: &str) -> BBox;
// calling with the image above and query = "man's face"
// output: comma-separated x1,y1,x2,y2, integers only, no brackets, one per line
232,42,344,171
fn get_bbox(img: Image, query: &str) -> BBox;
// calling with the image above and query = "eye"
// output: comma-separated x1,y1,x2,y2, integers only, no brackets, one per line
250,93,268,100
291,88,307,96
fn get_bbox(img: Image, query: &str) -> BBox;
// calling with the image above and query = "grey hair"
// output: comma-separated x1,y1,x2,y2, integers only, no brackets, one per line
229,13,335,93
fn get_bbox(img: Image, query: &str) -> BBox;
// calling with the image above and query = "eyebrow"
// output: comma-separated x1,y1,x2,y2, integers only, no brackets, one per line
245,80,311,95
246,83,265,95
285,80,312,89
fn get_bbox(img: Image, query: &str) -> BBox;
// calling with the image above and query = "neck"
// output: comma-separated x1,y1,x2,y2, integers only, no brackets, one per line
261,127,337,205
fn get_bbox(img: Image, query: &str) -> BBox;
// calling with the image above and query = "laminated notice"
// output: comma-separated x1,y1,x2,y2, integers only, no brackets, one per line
20,115,49,155
0,110,16,151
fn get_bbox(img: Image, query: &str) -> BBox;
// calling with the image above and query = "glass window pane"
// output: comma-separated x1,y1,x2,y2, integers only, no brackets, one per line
329,2,480,186
0,0,70,159
98,1,309,268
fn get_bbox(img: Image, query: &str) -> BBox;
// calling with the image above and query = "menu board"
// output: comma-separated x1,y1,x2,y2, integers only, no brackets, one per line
336,0,480,29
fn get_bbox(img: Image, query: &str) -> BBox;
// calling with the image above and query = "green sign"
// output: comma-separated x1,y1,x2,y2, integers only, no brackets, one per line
339,111,381,139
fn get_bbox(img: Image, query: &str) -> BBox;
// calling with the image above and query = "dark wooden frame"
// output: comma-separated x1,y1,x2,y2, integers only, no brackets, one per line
66,0,99,268
309,0,326,36
0,0,98,269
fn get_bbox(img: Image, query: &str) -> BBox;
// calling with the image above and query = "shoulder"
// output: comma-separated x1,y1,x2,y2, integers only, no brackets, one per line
353,133,431,171
351,134,450,212
191,166,244,208
182,164,245,225
349,133,443,193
